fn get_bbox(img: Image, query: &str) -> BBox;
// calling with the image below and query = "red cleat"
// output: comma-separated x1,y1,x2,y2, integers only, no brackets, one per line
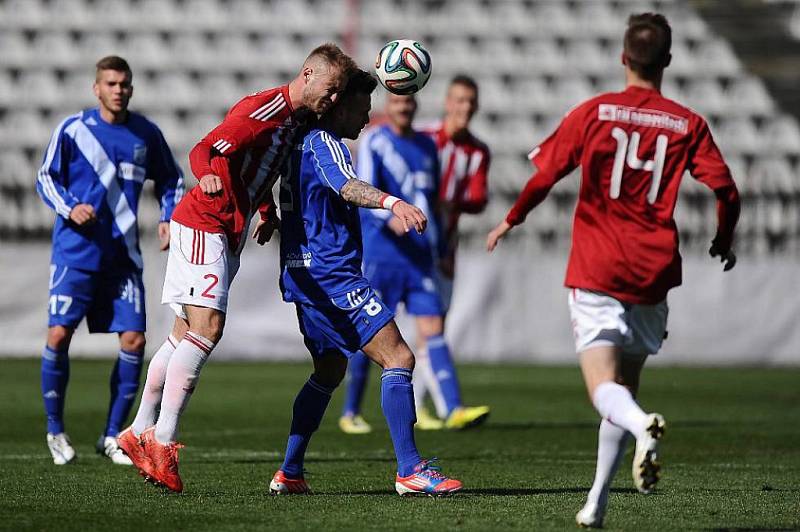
117,426,155,480
269,470,312,495
141,427,184,493
395,458,462,496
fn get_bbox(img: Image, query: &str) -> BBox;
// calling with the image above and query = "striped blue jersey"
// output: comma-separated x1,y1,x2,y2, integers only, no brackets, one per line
37,108,184,271
279,128,368,305
357,124,443,269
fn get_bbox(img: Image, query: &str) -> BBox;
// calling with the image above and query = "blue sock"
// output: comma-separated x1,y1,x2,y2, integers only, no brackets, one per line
427,334,462,415
281,376,335,479
105,349,143,437
41,346,69,434
342,352,371,417
381,368,421,477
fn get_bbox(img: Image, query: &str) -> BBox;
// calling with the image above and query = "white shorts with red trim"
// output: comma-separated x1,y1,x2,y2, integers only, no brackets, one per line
161,220,240,318
567,288,668,356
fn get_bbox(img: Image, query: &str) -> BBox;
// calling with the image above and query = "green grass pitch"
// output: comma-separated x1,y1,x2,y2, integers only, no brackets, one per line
1,359,798,531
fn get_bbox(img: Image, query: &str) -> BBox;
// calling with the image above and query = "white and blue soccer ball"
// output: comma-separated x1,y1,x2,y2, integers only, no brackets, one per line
374,39,432,95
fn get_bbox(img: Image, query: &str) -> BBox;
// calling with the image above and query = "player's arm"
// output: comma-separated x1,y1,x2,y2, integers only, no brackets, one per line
189,114,258,196
456,149,490,214
150,129,185,250
487,112,581,251
312,131,426,234
36,122,95,226
689,119,741,271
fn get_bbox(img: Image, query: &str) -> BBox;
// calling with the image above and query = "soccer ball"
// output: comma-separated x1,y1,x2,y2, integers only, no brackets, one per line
374,39,432,95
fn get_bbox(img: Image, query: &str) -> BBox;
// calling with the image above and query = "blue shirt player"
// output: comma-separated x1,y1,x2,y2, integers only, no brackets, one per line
339,93,490,436
269,70,461,496
35,56,184,466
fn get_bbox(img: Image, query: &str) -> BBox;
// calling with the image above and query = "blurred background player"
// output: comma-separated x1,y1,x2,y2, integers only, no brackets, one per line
338,91,489,435
487,13,740,528
415,74,491,427
36,55,183,466
119,44,355,492
271,70,461,496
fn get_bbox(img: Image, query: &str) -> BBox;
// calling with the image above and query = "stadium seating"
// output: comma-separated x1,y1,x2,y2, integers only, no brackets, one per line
0,0,797,251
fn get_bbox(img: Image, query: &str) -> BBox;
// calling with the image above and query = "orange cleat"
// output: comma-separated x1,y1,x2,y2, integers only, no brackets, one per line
269,470,312,495
141,427,184,493
395,458,462,496
117,426,155,480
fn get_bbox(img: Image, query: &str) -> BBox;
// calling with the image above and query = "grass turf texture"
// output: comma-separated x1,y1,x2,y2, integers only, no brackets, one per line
1,359,798,531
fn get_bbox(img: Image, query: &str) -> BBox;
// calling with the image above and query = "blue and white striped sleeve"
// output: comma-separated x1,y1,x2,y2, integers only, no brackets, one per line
309,130,358,194
36,116,81,219
149,127,185,222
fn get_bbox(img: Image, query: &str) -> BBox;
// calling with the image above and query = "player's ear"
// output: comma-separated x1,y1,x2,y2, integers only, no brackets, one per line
663,53,672,68
621,52,628,66
92,81,100,99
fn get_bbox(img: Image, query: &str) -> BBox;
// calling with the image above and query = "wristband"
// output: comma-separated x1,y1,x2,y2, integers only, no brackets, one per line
380,194,401,210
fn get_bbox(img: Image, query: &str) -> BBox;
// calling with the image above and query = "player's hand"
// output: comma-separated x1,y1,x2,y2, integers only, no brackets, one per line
252,214,280,245
487,221,512,252
69,203,96,226
157,221,170,251
199,174,223,196
709,243,737,271
387,216,407,237
391,201,427,234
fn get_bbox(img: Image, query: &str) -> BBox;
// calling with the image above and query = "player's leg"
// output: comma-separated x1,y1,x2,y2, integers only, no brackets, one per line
410,282,489,430
578,354,646,528
361,321,462,495
42,264,93,465
411,345,446,429
272,349,347,494
339,352,373,434
130,317,188,436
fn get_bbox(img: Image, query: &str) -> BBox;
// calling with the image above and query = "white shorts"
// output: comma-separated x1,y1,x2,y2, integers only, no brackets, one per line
161,220,240,318
568,288,668,356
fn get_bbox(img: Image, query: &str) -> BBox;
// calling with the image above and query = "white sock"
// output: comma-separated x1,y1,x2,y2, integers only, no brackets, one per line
413,347,448,418
592,381,649,437
586,419,632,509
131,335,178,435
154,332,214,444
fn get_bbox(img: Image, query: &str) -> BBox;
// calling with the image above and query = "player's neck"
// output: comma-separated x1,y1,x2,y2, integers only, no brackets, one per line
625,72,662,92
287,77,304,111
98,106,128,125
443,119,468,140
389,123,414,137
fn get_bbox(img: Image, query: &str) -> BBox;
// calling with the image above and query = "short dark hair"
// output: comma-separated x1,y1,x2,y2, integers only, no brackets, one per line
341,69,378,100
95,55,132,81
449,74,478,94
624,13,672,79
304,42,358,76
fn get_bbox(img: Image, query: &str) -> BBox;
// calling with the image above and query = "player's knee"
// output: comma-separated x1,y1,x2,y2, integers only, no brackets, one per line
120,332,146,354
382,348,415,371
313,353,348,388
47,327,73,352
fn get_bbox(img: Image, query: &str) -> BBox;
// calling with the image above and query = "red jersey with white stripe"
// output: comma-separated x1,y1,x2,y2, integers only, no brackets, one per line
424,122,490,260
172,85,304,253
506,86,737,304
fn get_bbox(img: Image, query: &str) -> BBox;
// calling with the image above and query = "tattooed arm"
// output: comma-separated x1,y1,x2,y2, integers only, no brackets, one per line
340,179,427,234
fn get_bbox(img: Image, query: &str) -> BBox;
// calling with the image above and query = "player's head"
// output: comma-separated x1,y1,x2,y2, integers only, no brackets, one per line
298,43,357,115
385,93,417,134
622,13,672,81
320,69,378,140
444,74,479,134
93,55,133,116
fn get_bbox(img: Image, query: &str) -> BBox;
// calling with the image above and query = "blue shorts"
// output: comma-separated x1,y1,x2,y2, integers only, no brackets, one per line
295,286,395,359
363,262,443,316
48,264,146,333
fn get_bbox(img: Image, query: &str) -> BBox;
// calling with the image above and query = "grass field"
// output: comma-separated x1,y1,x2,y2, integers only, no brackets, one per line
1,359,798,531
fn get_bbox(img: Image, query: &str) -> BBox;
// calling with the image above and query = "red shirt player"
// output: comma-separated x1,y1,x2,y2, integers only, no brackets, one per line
424,75,490,309
487,14,740,528
118,44,357,493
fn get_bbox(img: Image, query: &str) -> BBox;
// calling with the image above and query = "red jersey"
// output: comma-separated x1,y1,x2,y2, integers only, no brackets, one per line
506,86,738,304
425,122,490,261
172,85,303,253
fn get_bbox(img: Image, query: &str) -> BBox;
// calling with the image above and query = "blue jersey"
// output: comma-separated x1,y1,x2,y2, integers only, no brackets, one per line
279,128,368,305
36,108,184,272
357,124,443,269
